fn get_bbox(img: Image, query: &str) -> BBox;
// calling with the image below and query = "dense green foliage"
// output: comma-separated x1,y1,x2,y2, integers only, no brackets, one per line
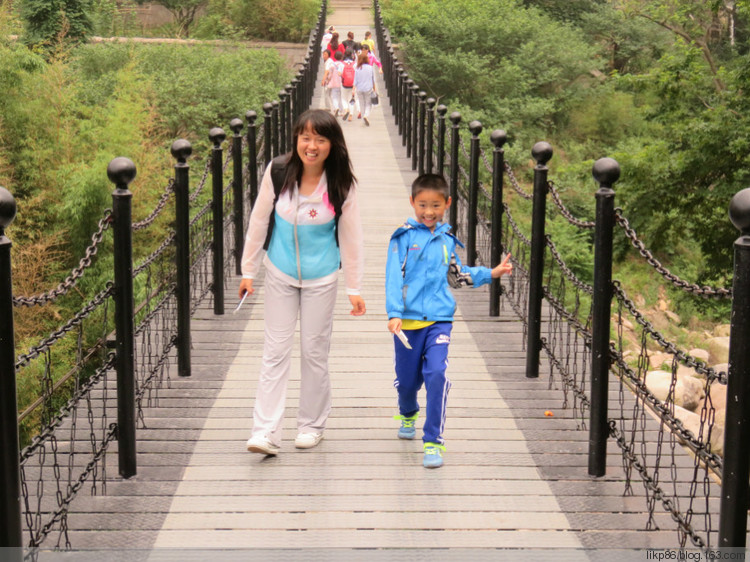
382,0,749,299
21,0,94,46
0,11,290,338
134,0,206,36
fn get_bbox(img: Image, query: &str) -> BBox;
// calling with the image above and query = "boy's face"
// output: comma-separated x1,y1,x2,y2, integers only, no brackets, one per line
410,189,451,232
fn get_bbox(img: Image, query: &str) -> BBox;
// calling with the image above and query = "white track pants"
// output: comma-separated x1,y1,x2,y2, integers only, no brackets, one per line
251,271,338,447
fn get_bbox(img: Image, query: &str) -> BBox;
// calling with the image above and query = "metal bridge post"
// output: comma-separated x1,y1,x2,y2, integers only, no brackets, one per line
209,127,226,315
448,111,461,231
230,118,244,276
719,188,750,547
588,157,620,476
410,84,419,171
108,157,137,478
417,91,427,175
245,111,259,208
490,130,507,317
426,97,436,174
171,141,192,379
0,186,23,549
398,70,407,137
466,121,482,266
285,84,294,152
436,104,447,177
263,103,273,168
404,78,413,151
278,91,287,155
271,101,280,158
525,142,553,379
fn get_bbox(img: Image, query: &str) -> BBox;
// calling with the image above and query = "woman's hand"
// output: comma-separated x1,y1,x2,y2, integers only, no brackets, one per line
348,294,366,316
238,278,255,298
388,318,402,334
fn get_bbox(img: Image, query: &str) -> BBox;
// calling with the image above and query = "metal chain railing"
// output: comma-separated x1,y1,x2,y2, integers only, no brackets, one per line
548,181,595,229
615,208,732,298
12,211,113,307
132,179,174,231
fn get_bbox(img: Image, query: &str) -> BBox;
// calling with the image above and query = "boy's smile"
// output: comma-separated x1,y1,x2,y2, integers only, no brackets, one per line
410,189,452,232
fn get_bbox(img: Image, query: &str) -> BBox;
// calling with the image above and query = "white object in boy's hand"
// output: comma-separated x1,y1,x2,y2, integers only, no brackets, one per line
396,330,412,350
233,292,248,314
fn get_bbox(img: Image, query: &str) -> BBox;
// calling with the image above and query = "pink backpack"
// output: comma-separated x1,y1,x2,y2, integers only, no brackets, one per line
341,61,355,88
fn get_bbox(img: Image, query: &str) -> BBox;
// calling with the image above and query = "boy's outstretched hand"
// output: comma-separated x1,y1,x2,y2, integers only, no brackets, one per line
491,254,513,278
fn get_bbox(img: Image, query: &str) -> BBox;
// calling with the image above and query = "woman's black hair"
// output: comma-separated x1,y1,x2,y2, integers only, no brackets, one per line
282,109,357,213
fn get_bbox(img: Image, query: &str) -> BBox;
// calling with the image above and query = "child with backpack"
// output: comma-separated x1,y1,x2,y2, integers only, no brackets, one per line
385,174,512,468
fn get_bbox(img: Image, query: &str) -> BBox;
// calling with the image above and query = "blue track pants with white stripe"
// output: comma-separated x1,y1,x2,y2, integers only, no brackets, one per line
393,322,453,445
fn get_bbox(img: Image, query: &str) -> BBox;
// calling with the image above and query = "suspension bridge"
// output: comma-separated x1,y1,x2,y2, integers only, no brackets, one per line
3,0,749,557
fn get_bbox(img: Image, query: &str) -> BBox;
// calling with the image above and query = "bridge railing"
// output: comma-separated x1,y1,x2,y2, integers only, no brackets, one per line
374,0,750,550
0,0,327,549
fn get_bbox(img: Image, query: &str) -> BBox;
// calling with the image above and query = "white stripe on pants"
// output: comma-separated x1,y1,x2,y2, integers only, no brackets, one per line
252,270,338,446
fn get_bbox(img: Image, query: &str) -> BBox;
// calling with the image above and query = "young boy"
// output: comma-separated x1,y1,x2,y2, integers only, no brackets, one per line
385,174,512,468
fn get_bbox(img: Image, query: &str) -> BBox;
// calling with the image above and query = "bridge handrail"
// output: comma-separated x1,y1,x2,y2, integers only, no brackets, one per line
374,0,750,549
0,0,328,548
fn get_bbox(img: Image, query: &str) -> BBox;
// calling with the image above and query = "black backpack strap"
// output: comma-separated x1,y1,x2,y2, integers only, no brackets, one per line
263,155,289,250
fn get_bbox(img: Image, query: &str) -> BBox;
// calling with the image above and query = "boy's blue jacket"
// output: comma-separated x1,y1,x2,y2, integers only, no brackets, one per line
385,218,492,322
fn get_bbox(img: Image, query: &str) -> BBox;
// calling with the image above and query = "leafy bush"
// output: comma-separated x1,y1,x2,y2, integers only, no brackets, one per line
226,0,319,42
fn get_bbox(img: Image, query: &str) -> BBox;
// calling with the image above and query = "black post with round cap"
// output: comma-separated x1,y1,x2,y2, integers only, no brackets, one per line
588,157,620,476
230,118,245,276
467,120,482,266
417,91,427,175
410,84,419,171
263,103,273,167
108,156,138,478
436,105,447,176
525,142,553,379
209,127,227,315
448,112,461,230
172,140,192,378
719,187,750,547
285,84,293,152
426,98,436,174
0,185,23,549
245,111,259,207
490,130,507,317
278,91,287,154
271,101,280,158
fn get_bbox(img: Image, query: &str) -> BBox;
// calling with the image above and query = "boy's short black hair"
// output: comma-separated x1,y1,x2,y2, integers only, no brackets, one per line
411,173,450,200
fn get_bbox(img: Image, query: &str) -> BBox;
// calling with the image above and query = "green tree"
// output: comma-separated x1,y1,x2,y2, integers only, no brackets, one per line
21,0,93,46
134,0,207,37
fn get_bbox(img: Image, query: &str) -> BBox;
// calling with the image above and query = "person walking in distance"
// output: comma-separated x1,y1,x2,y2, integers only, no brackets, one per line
340,48,357,122
353,51,376,126
241,109,366,456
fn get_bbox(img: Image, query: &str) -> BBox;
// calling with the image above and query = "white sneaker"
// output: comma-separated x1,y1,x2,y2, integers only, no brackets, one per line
294,432,323,449
246,435,279,455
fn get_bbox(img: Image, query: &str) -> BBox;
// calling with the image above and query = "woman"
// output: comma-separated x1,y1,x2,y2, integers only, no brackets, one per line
340,47,357,122
325,31,345,59
353,51,376,126
240,110,366,456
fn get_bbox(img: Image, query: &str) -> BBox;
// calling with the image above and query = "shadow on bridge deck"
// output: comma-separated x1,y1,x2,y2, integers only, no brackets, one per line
50,10,706,559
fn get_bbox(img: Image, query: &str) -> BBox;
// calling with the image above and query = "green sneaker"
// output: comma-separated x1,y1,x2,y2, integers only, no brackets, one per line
394,413,418,439
423,442,445,468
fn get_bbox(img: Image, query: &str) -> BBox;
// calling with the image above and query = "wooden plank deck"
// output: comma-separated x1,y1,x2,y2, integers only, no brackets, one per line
33,5,729,557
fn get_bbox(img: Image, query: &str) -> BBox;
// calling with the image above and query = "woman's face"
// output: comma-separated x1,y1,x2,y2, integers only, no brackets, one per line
296,122,331,170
